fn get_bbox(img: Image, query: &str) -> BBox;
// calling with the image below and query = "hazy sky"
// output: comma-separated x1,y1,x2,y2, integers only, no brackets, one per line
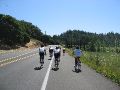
0,0,120,36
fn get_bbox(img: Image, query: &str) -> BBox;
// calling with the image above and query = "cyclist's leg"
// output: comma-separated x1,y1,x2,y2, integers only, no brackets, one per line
40,53,44,67
55,56,58,67
54,54,56,67
54,53,59,68
42,53,44,65
77,57,79,68
50,52,52,60
55,57,58,67
40,56,41,64
77,57,81,71
50,51,53,57
51,51,53,57
74,57,77,70
49,50,52,57
40,54,42,66
55,58,58,68
56,54,59,67
78,59,81,69
58,53,60,62
49,52,51,57
49,51,50,56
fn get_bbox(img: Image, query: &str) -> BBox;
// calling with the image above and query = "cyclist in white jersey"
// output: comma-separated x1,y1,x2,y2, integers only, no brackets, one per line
39,45,45,67
54,46,60,68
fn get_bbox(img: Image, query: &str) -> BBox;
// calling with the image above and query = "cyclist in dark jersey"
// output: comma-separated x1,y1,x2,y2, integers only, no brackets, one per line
49,46,54,58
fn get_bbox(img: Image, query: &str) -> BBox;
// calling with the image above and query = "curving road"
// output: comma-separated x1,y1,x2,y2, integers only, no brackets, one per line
0,46,120,90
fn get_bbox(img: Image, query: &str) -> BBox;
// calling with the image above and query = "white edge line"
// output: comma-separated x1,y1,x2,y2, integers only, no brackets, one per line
41,56,54,90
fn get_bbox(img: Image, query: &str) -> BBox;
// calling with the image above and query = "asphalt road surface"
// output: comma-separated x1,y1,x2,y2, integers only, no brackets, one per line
0,46,120,90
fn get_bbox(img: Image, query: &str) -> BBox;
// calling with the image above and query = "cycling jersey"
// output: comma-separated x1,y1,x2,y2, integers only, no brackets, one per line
54,48,60,54
74,49,82,57
39,47,45,53
53,48,60,58
39,46,45,66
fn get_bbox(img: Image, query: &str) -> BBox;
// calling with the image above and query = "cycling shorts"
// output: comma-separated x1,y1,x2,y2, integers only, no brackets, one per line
54,53,59,58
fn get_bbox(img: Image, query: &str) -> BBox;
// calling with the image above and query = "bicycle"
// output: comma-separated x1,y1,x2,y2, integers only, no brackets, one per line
39,53,44,68
54,53,59,69
49,52,53,58
74,57,81,72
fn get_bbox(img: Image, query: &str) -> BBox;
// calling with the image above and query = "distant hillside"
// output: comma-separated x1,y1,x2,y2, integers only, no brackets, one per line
0,14,43,46
0,14,56,49
1,14,120,51
56,30,120,52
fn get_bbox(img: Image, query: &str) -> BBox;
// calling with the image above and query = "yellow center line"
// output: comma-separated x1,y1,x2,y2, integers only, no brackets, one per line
0,53,38,67
0,49,37,63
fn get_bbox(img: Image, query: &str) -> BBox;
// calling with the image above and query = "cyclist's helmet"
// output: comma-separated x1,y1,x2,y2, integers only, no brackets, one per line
41,44,44,47
76,46,79,49
56,46,59,49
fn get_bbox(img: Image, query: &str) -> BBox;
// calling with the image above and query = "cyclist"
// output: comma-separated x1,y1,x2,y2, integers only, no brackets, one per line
73,46,83,72
63,48,65,56
49,46,54,58
54,46,60,68
39,44,45,68
44,47,47,55
58,46,61,62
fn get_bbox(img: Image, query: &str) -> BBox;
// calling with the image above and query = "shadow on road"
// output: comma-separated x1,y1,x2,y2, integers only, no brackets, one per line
72,69,81,73
48,58,51,60
34,66,43,70
51,67,59,71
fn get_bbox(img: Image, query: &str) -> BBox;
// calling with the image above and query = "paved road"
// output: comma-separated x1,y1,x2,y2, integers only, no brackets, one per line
0,46,120,90
0,48,38,61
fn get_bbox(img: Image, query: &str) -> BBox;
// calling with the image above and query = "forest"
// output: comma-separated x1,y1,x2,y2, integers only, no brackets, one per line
0,14,57,48
58,30,120,53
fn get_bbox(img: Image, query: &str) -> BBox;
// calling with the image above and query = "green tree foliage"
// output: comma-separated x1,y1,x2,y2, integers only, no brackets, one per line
1,14,120,50
54,30,120,52
0,14,44,46
0,14,62,47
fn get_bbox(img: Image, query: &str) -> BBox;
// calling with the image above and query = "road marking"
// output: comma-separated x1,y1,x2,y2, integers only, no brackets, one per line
0,53,38,67
41,56,54,90
0,48,36,54
0,49,37,63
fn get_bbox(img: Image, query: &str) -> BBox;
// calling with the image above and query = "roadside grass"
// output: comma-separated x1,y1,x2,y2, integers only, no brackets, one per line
66,48,120,85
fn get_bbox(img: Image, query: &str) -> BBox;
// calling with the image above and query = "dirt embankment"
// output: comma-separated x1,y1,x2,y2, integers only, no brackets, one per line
19,39,42,50
0,39,43,50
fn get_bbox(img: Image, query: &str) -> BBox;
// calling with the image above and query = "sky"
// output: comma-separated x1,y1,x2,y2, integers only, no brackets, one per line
0,0,120,36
